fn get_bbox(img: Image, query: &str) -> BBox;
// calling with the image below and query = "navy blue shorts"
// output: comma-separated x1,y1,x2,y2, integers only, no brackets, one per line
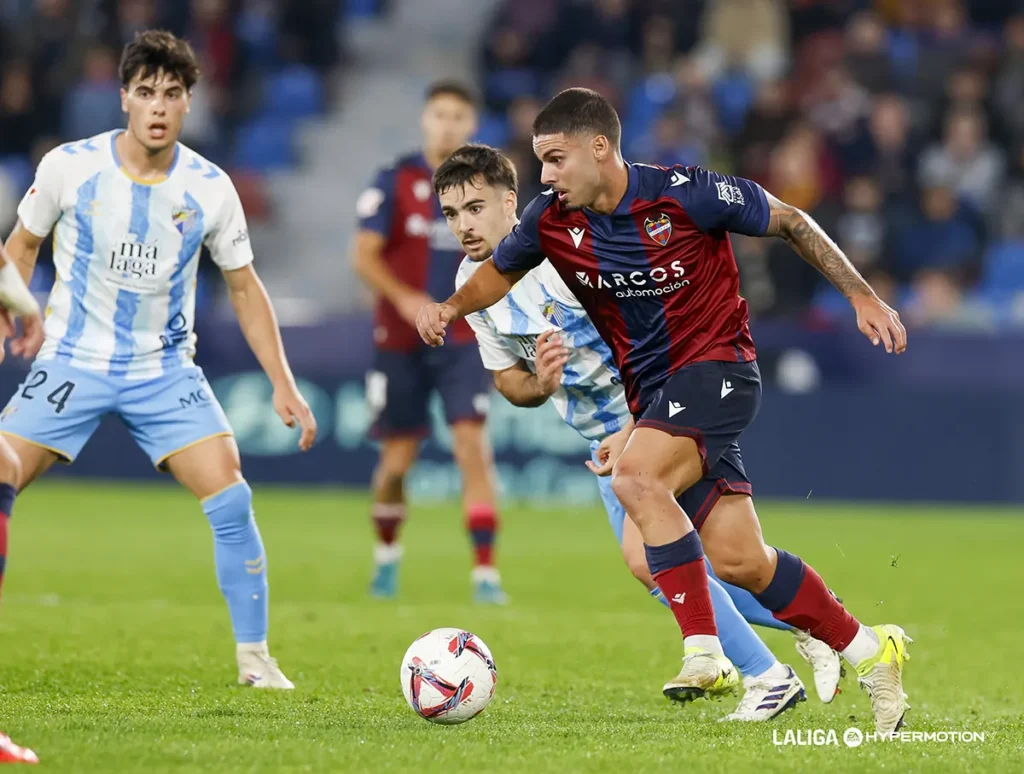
366,344,490,438
635,360,761,531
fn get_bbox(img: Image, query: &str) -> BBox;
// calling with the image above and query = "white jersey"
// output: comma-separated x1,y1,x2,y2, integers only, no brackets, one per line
456,257,629,441
17,130,254,379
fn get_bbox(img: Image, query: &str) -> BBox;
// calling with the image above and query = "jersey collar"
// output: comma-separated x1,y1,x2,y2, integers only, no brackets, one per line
110,130,181,186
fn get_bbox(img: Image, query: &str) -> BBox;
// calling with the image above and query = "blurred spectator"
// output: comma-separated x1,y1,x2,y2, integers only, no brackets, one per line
918,108,1005,213
832,175,890,277
0,61,38,157
629,111,708,169
734,79,794,181
504,95,543,207
844,10,895,94
766,122,841,213
693,0,789,85
997,143,1024,241
894,182,979,281
904,268,994,331
993,14,1024,146
62,43,123,141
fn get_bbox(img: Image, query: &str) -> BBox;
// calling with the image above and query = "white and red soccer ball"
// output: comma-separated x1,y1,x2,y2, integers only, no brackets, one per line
400,628,497,724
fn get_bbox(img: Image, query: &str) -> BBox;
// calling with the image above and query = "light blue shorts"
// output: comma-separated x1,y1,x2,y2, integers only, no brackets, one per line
592,439,627,544
0,360,233,469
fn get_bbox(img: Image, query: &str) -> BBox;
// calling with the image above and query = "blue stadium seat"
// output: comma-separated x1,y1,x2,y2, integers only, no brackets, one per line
981,241,1024,292
622,74,676,146
238,8,278,68
263,66,325,119
233,118,297,172
711,73,754,135
346,0,381,19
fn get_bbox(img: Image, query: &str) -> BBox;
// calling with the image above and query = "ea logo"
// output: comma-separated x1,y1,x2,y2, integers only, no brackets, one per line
843,728,864,748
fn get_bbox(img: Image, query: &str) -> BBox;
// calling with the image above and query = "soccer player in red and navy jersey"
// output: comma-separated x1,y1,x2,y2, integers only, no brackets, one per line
418,88,911,734
352,82,505,604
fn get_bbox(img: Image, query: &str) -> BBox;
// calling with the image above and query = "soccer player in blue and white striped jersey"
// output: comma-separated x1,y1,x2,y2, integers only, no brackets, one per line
0,30,316,688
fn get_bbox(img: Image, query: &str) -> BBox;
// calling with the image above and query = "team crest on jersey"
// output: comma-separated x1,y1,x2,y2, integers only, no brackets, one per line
541,299,565,327
644,213,672,246
172,207,198,235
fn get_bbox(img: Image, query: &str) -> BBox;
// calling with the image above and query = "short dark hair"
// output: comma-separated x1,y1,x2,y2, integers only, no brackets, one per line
532,87,621,148
433,144,519,197
119,30,201,91
426,80,477,109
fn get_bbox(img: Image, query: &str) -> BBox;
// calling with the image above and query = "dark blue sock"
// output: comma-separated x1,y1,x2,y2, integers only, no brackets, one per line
644,530,704,575
753,549,806,612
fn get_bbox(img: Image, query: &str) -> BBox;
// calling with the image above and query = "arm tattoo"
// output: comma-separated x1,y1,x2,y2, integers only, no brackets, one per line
765,195,871,299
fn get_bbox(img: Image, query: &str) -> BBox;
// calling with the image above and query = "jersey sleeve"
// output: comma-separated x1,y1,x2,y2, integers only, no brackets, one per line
536,260,583,309
356,166,398,237
16,149,64,238
465,311,521,371
669,166,770,236
206,179,255,271
491,193,548,273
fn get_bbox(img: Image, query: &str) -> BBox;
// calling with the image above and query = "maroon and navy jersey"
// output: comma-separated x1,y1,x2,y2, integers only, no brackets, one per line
491,164,769,415
357,152,474,352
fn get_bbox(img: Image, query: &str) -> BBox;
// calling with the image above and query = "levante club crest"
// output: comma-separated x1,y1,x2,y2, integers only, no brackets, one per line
644,213,672,246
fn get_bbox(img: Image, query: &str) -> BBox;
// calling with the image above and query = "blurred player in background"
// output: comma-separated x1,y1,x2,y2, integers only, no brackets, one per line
0,31,316,689
353,83,505,604
419,88,910,735
436,143,844,720
0,246,43,764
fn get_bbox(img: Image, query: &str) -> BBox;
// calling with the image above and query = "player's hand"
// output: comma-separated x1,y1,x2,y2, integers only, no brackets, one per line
0,307,44,362
534,330,569,397
586,423,631,477
417,302,455,347
395,291,435,328
851,292,906,354
273,381,318,451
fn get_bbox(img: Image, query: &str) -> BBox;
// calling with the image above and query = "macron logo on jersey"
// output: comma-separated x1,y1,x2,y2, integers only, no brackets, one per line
568,227,586,249
670,171,690,187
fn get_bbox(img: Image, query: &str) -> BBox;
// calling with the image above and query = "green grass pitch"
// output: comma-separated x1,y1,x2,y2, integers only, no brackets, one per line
1,482,1022,772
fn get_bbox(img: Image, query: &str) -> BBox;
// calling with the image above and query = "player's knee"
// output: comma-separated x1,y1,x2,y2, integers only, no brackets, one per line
0,442,22,488
610,462,654,512
202,480,254,539
373,462,408,496
709,547,774,590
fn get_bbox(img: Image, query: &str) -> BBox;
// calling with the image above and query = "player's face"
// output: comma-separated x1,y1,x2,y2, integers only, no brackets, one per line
421,95,477,160
121,69,190,153
439,177,517,261
534,133,603,210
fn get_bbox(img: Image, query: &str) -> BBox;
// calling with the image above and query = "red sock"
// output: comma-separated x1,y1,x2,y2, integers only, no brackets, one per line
466,504,498,567
653,560,718,637
774,563,860,651
372,503,405,546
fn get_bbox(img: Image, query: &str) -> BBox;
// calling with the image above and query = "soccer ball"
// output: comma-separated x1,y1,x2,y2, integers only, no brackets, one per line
399,628,498,724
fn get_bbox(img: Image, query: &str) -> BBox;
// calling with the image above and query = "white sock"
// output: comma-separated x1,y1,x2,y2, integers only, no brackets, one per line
471,565,501,584
237,640,268,656
374,543,403,564
841,625,880,665
684,634,723,655
751,660,790,680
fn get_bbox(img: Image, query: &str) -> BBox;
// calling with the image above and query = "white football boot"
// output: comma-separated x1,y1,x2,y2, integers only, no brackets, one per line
237,642,295,689
721,664,806,722
793,630,844,702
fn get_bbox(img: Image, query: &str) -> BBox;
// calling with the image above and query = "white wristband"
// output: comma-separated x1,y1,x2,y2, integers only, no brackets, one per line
0,261,39,317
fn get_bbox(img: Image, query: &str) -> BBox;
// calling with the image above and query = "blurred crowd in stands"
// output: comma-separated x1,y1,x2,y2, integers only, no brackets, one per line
0,0,343,296
478,0,1024,330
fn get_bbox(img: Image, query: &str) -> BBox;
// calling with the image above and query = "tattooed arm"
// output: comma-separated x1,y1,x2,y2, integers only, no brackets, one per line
762,192,907,354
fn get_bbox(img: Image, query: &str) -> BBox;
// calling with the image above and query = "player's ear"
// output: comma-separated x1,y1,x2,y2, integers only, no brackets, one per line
504,189,517,219
120,88,128,114
593,134,610,163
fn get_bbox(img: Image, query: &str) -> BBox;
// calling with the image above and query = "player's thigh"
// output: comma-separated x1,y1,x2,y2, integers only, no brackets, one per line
367,349,432,439
164,434,244,500
427,343,490,430
0,360,112,477
630,360,762,493
118,366,236,480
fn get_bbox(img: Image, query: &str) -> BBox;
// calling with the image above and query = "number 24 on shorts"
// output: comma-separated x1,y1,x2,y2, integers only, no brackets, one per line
20,369,76,414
